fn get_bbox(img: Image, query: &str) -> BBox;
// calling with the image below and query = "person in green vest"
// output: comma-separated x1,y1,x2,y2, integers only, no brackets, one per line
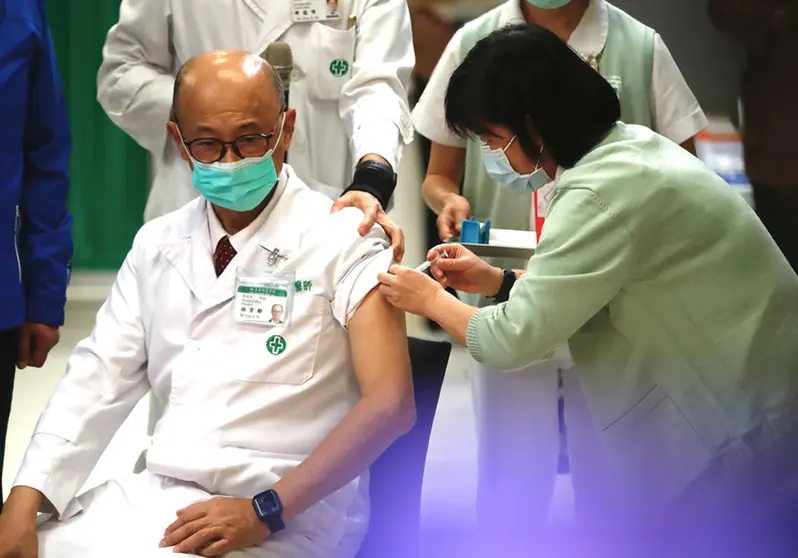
379,23,798,555
411,0,709,541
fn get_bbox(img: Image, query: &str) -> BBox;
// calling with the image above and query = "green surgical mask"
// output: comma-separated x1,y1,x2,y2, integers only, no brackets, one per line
527,0,572,9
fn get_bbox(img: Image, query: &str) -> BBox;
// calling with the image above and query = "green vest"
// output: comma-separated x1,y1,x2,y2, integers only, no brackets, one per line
458,2,655,306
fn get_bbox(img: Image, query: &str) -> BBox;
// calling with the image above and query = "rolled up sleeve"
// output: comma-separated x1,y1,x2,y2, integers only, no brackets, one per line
328,209,393,327
466,189,634,371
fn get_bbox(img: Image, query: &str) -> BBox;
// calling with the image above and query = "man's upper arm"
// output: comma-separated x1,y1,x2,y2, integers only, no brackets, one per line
650,34,708,147
22,7,73,327
327,207,411,397
96,0,175,154
411,28,467,148
347,288,412,401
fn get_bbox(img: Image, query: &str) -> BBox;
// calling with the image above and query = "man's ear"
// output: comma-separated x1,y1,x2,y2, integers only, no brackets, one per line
166,120,191,164
280,109,297,151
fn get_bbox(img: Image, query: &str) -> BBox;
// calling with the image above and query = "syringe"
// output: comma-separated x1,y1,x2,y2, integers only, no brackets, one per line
414,249,449,273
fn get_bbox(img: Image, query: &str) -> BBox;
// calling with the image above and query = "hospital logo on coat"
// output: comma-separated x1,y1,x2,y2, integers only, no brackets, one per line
266,335,287,356
329,59,349,77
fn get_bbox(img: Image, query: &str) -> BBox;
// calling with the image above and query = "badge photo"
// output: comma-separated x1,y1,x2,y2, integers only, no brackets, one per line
291,0,342,23
234,268,296,328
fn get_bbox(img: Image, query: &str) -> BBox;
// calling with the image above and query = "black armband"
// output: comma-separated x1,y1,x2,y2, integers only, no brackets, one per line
490,269,517,304
343,160,397,209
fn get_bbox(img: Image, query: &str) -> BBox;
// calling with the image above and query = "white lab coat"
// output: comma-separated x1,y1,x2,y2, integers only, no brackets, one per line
15,166,394,557
97,0,415,221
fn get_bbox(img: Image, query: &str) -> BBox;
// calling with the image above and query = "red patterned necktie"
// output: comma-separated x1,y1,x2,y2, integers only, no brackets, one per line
214,236,237,277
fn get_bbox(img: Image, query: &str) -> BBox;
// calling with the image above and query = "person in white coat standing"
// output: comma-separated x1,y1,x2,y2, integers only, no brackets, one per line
0,51,415,558
97,0,414,244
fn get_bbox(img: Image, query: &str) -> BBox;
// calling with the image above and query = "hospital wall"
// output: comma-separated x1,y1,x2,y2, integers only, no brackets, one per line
47,0,746,272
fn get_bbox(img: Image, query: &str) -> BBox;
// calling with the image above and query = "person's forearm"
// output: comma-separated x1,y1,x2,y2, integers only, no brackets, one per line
422,174,460,214
424,289,478,345
3,487,45,523
273,394,414,522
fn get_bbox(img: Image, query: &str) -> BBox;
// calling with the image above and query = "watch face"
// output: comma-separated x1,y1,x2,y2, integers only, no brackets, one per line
254,490,280,517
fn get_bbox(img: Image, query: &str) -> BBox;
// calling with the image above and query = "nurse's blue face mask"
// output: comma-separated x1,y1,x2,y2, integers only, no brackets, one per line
480,135,551,192
177,114,285,212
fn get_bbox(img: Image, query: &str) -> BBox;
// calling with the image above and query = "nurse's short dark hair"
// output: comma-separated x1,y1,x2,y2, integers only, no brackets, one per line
444,23,621,168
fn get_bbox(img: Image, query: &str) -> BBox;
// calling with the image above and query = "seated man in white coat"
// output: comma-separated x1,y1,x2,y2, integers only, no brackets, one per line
0,50,415,558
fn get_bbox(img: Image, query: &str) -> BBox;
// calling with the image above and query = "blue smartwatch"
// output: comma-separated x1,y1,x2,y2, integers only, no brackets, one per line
252,489,285,534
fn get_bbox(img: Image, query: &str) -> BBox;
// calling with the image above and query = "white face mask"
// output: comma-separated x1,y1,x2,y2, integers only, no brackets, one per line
480,136,551,192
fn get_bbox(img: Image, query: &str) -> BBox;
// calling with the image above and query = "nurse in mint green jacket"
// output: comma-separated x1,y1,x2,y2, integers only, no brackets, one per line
379,24,798,548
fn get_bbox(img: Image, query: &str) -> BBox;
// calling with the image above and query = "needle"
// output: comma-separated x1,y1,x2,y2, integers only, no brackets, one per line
414,249,449,273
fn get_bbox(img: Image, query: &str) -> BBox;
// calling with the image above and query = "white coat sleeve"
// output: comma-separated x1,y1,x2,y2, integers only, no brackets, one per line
13,235,150,519
342,0,415,172
96,0,175,156
328,208,393,327
650,33,709,145
410,28,467,148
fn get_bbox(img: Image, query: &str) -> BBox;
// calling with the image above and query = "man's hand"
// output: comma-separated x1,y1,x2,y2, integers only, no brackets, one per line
437,194,471,241
17,322,60,369
377,264,444,318
0,516,37,558
161,497,270,556
331,191,406,262
0,488,43,558
428,244,502,296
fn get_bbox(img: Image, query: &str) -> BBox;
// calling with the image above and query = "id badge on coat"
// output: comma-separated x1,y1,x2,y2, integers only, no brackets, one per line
291,0,342,22
234,268,296,328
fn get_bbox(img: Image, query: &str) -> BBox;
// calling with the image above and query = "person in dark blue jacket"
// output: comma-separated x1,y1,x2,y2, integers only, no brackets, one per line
0,0,72,512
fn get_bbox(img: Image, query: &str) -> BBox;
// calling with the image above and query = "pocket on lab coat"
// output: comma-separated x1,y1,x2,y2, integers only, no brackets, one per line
305,23,356,102
232,294,327,385
604,385,714,511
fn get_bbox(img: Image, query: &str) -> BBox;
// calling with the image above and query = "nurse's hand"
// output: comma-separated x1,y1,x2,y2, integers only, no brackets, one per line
378,264,443,317
161,497,270,556
331,191,406,262
437,194,471,241
428,244,502,296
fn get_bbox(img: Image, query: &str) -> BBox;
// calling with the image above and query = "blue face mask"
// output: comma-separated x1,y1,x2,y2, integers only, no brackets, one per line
183,115,284,212
480,136,551,192
527,0,572,9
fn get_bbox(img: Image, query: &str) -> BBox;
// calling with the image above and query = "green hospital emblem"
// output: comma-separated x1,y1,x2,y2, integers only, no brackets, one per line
266,335,287,356
329,59,350,77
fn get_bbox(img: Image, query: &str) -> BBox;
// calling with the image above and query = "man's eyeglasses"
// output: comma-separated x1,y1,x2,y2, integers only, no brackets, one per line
182,132,275,164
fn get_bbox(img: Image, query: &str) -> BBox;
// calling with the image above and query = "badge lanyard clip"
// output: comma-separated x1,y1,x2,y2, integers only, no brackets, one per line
266,248,288,267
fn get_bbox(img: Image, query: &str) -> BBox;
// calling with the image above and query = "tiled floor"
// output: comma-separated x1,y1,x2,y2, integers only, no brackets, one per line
3,140,574,538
